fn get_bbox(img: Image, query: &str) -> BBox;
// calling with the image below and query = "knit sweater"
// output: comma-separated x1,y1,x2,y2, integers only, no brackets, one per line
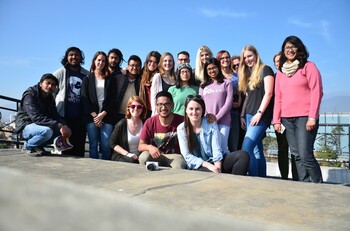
273,61,323,124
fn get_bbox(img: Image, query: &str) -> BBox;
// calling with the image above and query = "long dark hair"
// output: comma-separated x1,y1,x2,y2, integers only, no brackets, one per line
61,46,85,66
184,97,206,152
279,35,309,71
201,58,225,89
175,64,196,88
89,51,109,78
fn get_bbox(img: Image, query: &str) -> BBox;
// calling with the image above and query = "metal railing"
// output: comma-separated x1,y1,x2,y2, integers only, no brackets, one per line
0,95,21,148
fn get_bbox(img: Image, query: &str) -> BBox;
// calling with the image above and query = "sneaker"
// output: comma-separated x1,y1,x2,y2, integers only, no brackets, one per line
21,147,45,157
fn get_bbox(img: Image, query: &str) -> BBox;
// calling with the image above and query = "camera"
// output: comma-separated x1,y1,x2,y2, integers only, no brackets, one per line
146,161,159,171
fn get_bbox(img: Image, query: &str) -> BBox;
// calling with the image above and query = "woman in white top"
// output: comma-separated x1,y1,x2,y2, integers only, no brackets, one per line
110,96,147,163
150,52,176,116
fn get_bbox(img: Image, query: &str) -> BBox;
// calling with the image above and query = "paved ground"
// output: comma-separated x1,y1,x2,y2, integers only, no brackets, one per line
0,149,349,231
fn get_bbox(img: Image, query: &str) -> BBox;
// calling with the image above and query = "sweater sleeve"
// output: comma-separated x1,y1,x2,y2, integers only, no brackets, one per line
216,80,233,123
304,62,323,119
273,72,282,124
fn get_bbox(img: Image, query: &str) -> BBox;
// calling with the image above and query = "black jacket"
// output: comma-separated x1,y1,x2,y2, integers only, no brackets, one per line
15,84,65,133
81,73,117,125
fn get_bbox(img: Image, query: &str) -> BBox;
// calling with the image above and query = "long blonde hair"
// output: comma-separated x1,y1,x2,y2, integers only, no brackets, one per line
195,45,213,83
238,45,265,94
158,52,175,80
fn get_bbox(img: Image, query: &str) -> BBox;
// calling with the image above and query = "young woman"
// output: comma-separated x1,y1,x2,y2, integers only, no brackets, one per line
177,95,249,174
194,45,213,84
199,58,233,151
139,51,161,119
110,96,147,163
150,52,176,116
81,51,116,160
273,36,323,183
238,45,275,177
217,50,241,152
168,63,198,116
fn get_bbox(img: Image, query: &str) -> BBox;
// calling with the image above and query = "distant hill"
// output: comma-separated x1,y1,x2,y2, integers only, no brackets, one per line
320,96,350,113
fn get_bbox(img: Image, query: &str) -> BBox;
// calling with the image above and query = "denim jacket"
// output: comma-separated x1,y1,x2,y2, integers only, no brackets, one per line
177,117,225,169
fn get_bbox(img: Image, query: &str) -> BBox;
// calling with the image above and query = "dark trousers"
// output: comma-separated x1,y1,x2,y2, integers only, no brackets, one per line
222,150,250,175
275,130,299,181
282,117,323,183
63,117,86,157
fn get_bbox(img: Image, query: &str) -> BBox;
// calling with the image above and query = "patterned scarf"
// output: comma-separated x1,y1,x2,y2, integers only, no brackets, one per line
282,60,300,77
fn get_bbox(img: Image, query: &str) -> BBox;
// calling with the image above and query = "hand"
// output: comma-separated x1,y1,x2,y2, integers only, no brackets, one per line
306,119,316,132
202,161,221,173
206,113,217,124
126,153,138,160
240,117,246,130
148,145,161,159
250,113,262,126
274,123,282,133
60,125,71,138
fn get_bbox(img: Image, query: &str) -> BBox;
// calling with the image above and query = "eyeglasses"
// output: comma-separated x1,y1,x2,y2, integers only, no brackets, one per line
129,104,143,110
128,64,141,69
178,58,189,62
156,102,172,108
207,66,218,71
186,95,202,100
220,56,230,60
284,46,298,51
180,70,190,74
232,64,239,70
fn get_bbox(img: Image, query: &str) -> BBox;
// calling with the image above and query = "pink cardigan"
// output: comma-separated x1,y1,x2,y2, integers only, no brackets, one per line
273,61,323,124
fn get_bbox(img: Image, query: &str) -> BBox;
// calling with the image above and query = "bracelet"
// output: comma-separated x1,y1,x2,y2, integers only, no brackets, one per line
240,115,245,118
257,110,263,114
308,118,317,121
125,152,129,156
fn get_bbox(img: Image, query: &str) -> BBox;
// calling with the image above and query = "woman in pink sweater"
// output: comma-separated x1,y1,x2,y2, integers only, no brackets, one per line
273,35,323,183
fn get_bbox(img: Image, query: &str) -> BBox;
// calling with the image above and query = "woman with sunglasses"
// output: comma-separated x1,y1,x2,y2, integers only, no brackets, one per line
110,96,147,163
199,58,233,151
168,63,198,116
177,95,249,174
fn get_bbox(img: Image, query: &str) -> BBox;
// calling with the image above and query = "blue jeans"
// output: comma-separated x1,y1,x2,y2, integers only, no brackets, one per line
228,109,240,151
22,123,56,149
242,114,268,177
282,117,323,183
218,124,230,151
86,122,113,160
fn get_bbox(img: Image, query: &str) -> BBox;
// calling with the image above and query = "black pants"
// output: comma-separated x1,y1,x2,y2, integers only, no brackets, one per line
222,150,250,175
275,131,299,181
63,116,86,157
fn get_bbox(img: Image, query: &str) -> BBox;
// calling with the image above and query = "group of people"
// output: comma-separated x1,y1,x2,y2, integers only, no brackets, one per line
15,35,324,183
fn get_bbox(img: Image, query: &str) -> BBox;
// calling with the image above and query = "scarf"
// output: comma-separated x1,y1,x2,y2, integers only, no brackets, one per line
282,60,300,77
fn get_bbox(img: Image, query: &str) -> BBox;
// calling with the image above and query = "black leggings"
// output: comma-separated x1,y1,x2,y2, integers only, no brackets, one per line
222,150,250,175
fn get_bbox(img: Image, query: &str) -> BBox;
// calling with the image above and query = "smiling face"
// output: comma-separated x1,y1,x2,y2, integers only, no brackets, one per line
220,52,231,69
284,42,298,63
179,67,191,83
128,101,144,118
162,55,174,71
40,79,57,96
67,50,81,68
206,63,219,80
200,51,211,64
243,50,257,68
94,54,106,71
147,56,158,72
156,96,173,118
186,100,203,123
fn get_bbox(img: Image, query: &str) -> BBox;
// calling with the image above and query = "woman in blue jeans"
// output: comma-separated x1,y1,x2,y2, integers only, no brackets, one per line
238,45,275,177
81,51,117,160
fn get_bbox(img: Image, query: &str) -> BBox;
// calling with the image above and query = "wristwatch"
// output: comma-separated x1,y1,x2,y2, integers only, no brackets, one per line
257,110,263,114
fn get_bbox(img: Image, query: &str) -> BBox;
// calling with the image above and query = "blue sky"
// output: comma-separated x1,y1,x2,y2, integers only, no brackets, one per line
0,0,349,101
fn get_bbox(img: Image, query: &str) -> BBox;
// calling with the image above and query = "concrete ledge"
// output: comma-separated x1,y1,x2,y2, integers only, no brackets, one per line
0,149,349,230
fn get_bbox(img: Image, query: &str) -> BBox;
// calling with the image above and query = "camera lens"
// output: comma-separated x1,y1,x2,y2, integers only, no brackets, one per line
147,163,156,171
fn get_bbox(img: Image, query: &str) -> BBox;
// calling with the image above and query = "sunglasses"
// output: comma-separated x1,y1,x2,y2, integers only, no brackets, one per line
232,64,239,70
129,104,143,110
186,95,202,100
